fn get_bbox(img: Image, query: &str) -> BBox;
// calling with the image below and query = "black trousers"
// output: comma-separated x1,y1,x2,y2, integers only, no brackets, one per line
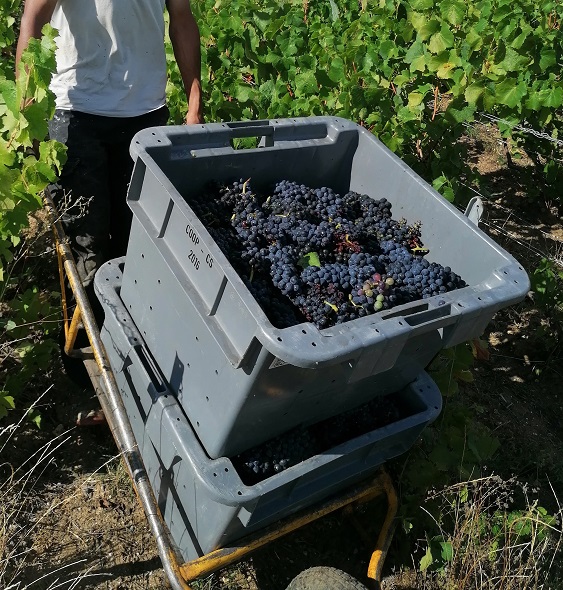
48,106,169,289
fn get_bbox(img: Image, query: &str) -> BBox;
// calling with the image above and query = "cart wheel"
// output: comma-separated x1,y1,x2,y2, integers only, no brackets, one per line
285,566,369,590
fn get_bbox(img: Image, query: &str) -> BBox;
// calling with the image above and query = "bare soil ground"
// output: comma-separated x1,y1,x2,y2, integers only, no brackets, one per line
2,124,562,590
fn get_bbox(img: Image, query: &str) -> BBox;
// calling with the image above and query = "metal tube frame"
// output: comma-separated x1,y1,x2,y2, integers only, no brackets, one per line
44,189,398,590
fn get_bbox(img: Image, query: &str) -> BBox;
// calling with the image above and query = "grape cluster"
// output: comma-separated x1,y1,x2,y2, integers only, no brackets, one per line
189,179,466,329
233,392,404,485
236,428,319,483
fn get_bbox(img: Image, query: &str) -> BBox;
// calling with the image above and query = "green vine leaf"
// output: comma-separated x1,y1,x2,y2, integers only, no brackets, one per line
428,25,455,54
494,78,528,108
0,77,18,116
298,252,321,269
440,0,466,25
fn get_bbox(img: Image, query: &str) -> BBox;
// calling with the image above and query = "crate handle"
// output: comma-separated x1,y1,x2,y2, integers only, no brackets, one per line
222,119,334,149
225,120,275,138
464,196,484,227
383,302,453,325
389,303,459,338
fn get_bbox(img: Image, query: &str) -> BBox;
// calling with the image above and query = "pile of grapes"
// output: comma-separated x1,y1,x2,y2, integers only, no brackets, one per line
232,393,404,485
190,179,466,329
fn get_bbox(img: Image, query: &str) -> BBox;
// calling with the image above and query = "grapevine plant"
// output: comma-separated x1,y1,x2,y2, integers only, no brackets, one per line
0,9,66,420
167,0,563,204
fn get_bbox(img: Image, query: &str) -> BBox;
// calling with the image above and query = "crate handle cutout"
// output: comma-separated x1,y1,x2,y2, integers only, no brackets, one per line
131,344,167,396
381,302,454,326
226,120,275,139
224,120,333,149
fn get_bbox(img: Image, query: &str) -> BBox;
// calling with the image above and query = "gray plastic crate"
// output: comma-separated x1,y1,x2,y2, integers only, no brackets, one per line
121,116,529,458
95,258,443,562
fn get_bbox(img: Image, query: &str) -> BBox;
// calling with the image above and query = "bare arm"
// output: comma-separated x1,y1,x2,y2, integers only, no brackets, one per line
166,0,203,124
16,0,58,76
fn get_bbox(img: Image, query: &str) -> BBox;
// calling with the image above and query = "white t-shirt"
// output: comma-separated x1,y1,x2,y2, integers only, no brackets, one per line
50,0,167,117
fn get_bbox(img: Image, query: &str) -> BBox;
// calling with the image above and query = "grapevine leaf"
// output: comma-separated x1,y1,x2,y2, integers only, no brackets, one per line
470,338,490,361
440,541,454,563
39,139,67,174
258,79,276,103
428,25,454,54
298,252,321,269
459,485,469,503
408,91,424,107
428,51,459,79
409,13,440,40
233,83,254,103
2,109,19,138
0,77,17,116
0,196,16,212
419,547,433,571
1,207,31,240
0,393,15,410
328,0,340,22
537,87,563,109
409,0,435,10
252,11,271,33
494,78,527,108
510,27,531,50
414,54,428,72
378,40,397,60
491,4,515,23
491,46,531,74
20,25,58,89
440,0,466,25
22,101,50,142
28,408,42,428
404,40,424,67
437,60,459,80
444,101,476,123
464,81,486,104
328,57,345,83
442,186,455,203
393,73,411,88
276,33,298,57
294,70,317,96
0,140,16,168
0,167,20,198
539,49,556,71
432,176,455,203
244,27,260,55
464,27,483,52
298,54,317,72
21,157,57,194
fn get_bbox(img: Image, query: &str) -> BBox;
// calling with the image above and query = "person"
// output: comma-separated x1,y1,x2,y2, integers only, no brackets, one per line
17,0,203,287
16,0,204,419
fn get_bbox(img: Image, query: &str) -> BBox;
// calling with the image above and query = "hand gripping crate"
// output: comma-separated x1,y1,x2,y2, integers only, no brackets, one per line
95,258,443,562
121,116,529,458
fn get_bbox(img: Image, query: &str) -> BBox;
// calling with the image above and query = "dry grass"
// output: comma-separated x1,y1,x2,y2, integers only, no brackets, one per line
414,475,563,590
0,394,125,590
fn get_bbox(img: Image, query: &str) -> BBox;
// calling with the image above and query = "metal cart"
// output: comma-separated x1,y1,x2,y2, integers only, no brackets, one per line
44,189,399,590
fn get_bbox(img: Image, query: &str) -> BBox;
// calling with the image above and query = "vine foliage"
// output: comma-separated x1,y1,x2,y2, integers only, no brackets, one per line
167,0,562,204
0,16,66,420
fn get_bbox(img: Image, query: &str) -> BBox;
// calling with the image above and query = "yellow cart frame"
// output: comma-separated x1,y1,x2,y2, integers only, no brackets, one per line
45,190,398,590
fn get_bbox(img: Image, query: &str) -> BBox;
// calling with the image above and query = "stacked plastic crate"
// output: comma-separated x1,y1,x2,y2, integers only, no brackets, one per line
94,117,529,562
